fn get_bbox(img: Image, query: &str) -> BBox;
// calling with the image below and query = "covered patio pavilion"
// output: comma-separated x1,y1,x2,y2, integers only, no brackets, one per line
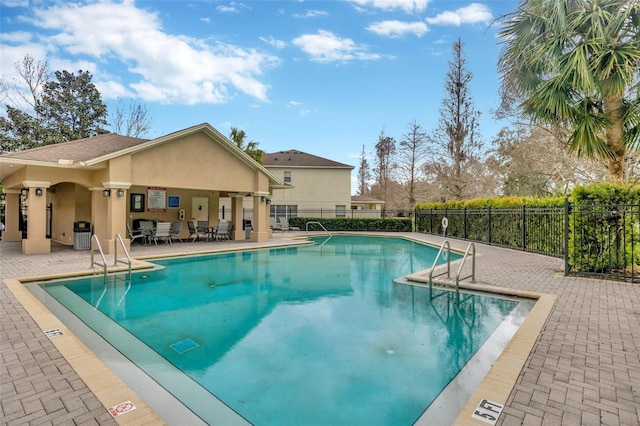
0,123,287,254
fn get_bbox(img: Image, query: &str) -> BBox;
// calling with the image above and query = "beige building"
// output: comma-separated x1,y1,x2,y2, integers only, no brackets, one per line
351,195,385,218
262,149,354,219
0,123,286,254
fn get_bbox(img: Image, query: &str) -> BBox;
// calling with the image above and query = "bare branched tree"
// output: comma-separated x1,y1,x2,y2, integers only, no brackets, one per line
427,38,483,201
110,99,152,138
397,120,428,207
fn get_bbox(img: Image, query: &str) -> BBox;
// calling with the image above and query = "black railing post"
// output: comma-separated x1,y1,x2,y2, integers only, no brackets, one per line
463,207,467,240
430,209,433,234
522,204,526,250
487,206,492,244
564,197,570,276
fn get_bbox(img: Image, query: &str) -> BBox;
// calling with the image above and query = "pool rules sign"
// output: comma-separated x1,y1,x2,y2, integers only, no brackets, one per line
472,399,503,424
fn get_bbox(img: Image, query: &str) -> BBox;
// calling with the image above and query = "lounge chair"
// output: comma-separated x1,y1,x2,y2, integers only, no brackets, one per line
213,220,231,241
270,217,283,232
151,222,172,246
279,217,300,232
170,221,183,243
187,221,208,242
126,222,147,245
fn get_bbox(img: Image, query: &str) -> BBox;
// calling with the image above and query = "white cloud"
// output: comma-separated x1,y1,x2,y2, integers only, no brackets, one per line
292,30,381,63
350,0,430,13
260,36,286,49
366,20,428,38
292,10,328,18
25,0,278,104
426,3,493,26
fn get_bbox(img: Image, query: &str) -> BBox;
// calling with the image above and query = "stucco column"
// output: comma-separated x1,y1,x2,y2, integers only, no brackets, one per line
2,191,21,242
103,184,131,254
22,182,51,254
90,187,108,252
229,194,245,241
250,195,270,242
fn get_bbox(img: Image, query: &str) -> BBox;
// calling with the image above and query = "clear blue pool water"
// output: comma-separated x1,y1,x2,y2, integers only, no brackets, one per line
40,235,520,425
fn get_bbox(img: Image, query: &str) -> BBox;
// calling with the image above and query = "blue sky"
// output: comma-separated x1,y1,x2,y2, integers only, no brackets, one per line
1,0,518,176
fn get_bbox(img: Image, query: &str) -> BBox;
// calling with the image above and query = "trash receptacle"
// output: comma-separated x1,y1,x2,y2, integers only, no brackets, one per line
73,221,91,250
244,220,252,240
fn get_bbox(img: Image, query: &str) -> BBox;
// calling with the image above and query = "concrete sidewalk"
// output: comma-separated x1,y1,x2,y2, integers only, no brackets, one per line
1,233,639,425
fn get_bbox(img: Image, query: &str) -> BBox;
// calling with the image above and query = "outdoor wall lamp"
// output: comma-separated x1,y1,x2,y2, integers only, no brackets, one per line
116,188,125,198
103,189,111,197
20,188,29,197
0,193,5,201
35,188,43,196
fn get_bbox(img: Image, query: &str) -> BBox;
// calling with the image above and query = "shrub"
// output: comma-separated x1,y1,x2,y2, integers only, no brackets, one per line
289,217,412,232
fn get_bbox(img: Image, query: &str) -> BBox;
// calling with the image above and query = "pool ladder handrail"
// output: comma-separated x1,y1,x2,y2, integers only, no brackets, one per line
428,240,476,302
90,234,132,277
305,221,331,235
114,233,132,277
90,234,108,275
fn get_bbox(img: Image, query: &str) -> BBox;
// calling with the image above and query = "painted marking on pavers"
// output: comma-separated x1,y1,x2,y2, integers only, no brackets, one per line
108,401,136,418
44,328,64,338
471,398,503,425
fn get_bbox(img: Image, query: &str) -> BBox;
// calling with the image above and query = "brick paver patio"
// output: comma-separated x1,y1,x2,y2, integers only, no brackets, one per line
1,233,639,425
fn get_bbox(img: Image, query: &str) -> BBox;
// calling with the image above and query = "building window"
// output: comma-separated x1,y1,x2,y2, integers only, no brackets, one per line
336,205,346,217
284,171,292,185
271,204,297,220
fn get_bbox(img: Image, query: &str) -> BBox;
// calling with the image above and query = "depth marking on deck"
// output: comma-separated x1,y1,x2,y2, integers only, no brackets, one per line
44,328,64,338
471,398,503,425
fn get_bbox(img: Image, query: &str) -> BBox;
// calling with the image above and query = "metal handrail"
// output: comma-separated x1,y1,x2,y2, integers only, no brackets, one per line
90,234,107,276
428,240,451,298
305,221,331,235
113,233,132,276
428,240,476,303
455,242,476,290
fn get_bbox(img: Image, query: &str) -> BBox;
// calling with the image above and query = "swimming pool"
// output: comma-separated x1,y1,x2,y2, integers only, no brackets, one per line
31,235,531,425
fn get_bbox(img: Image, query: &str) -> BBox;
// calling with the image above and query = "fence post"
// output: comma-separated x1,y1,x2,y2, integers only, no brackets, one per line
487,206,492,244
522,204,526,250
430,209,433,234
463,207,467,240
564,197,570,275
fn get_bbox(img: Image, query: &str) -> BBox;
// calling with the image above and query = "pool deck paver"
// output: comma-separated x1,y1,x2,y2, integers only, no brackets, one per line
1,232,639,425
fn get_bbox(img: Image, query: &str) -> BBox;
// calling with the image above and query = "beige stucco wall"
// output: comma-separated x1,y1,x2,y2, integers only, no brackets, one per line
131,133,259,192
268,167,352,209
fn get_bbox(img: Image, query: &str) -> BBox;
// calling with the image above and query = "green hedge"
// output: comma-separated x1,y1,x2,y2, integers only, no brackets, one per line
569,183,640,273
289,217,412,232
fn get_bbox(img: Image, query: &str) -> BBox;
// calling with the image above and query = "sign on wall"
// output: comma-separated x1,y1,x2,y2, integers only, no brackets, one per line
147,187,166,212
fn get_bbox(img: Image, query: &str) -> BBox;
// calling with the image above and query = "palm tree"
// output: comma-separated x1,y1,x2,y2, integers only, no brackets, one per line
498,0,640,182
229,127,265,163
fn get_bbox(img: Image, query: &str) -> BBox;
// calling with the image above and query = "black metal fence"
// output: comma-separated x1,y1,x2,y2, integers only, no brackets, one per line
415,201,640,283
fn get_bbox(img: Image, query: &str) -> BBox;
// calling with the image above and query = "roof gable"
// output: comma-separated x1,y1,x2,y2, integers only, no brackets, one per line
263,149,353,169
0,133,149,164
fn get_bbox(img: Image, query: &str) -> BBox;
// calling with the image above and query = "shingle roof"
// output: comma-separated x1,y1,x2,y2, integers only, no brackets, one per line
262,149,353,169
0,133,149,163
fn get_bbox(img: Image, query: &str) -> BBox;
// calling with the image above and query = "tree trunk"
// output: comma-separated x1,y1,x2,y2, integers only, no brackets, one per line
603,93,626,182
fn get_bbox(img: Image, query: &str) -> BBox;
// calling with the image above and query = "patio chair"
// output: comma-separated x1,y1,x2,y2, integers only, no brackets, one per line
213,220,231,241
197,220,211,241
138,220,155,243
170,221,183,243
126,222,147,245
270,217,283,232
187,221,208,242
278,217,300,232
151,222,172,246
